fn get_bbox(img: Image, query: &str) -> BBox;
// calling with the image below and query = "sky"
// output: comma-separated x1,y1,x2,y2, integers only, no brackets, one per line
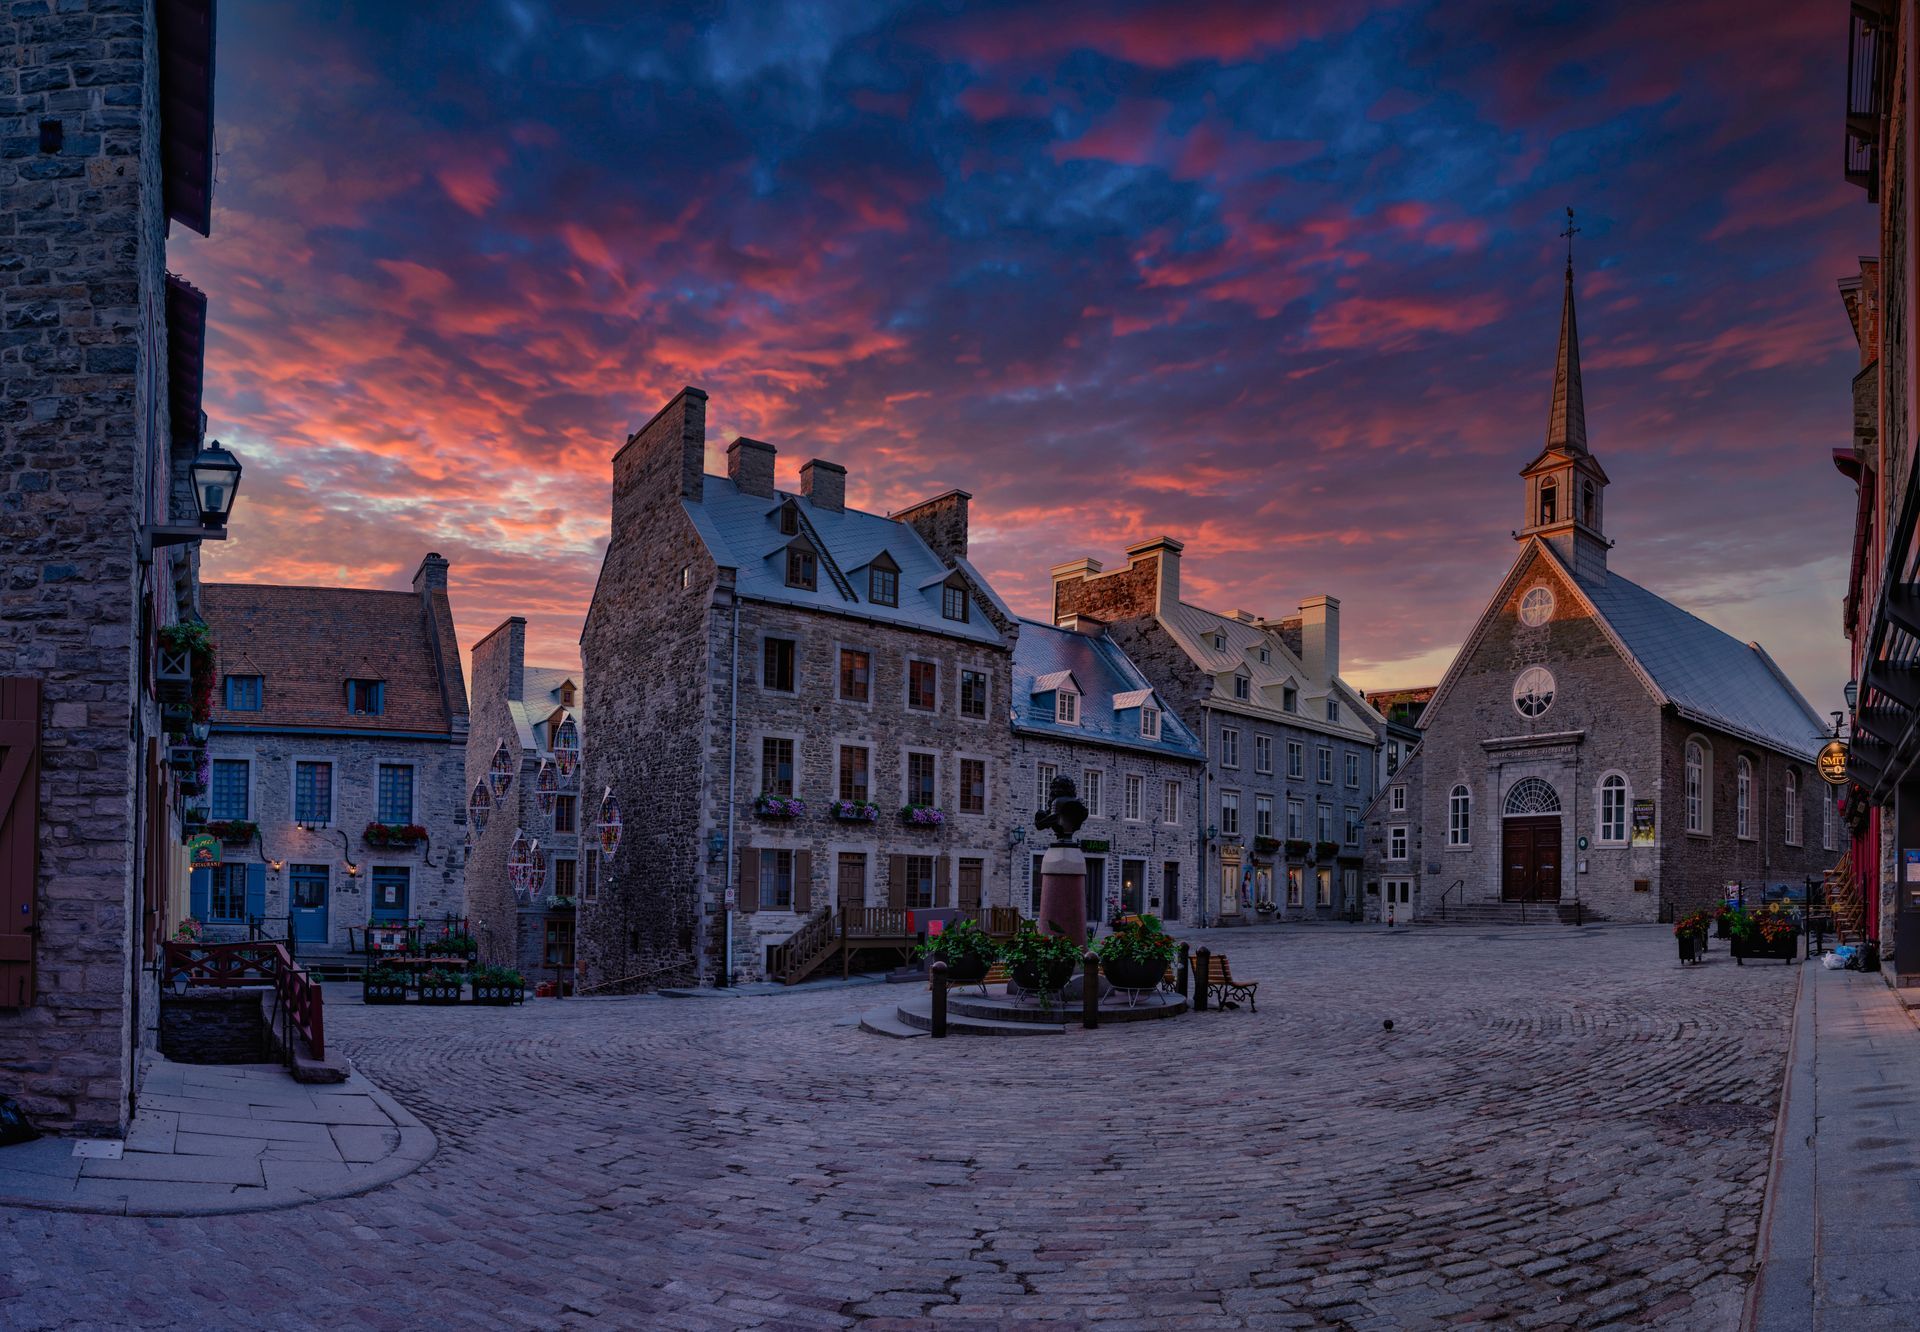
176,0,1866,708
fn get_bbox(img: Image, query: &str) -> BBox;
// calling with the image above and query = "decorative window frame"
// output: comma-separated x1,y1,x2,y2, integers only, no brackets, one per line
1594,771,1630,846
1447,783,1472,848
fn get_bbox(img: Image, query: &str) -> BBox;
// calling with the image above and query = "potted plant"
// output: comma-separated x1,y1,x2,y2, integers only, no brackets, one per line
900,804,945,827
1002,924,1079,999
1713,903,1736,939
441,933,479,960
753,793,807,820
470,965,525,1005
363,822,429,848
831,799,880,823
175,917,203,943
1733,903,1800,965
1283,838,1311,859
417,968,464,1004
919,918,999,985
1674,910,1710,964
362,964,410,1004
1094,914,1177,991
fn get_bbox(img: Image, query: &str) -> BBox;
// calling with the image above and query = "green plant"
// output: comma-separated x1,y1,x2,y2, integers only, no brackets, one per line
423,968,465,990
1673,909,1711,939
1093,913,1178,968
365,964,410,986
473,964,524,989
1001,924,1081,1003
441,933,478,958
917,918,999,969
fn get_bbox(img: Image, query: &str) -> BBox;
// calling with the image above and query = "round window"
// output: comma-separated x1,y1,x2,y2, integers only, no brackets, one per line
1513,667,1556,718
1519,586,1555,627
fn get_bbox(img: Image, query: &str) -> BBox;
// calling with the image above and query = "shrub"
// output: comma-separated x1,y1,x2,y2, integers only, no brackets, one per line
917,919,999,969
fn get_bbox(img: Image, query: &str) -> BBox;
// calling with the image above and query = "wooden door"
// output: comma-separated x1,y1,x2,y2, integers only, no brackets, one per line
1502,817,1561,901
0,679,41,1007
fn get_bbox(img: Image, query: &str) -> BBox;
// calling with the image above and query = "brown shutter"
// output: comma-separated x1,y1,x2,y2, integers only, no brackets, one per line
738,848,760,914
0,678,43,1007
888,854,907,909
793,850,812,913
959,859,982,912
934,856,951,908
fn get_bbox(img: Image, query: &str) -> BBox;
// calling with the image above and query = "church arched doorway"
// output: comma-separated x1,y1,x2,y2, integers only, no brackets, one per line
1501,778,1563,902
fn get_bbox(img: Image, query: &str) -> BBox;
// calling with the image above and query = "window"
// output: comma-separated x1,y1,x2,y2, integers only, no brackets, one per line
836,852,866,909
294,761,332,825
1824,788,1836,852
1387,740,1401,774
942,584,969,622
1163,779,1181,825
210,760,249,820
552,858,577,896
584,850,599,902
1520,586,1555,627
1539,478,1557,526
1345,807,1360,845
1258,646,1270,663
1233,675,1250,701
1254,735,1272,774
1316,867,1332,907
1036,762,1057,808
1686,741,1707,834
1317,803,1333,844
906,751,937,806
779,505,800,536
376,764,413,824
1220,791,1240,836
1255,795,1273,838
1221,728,1240,768
1317,748,1332,783
1125,774,1143,821
1211,633,1227,651
1287,800,1303,840
1055,688,1079,724
785,546,816,590
207,864,247,921
544,917,574,967
1141,707,1161,740
1287,741,1304,779
763,638,796,692
869,565,898,606
761,737,795,797
1389,826,1408,860
224,675,262,711
1345,753,1360,788
1785,770,1801,845
903,855,936,910
560,681,576,707
1082,769,1102,817
960,759,986,816
1600,774,1627,843
680,566,691,590
1736,757,1753,839
960,669,988,720
1282,686,1298,714
1390,785,1406,813
838,745,870,802
839,648,871,702
759,849,794,910
345,679,384,716
1327,699,1340,723
1513,667,1555,718
1449,784,1471,846
908,660,937,711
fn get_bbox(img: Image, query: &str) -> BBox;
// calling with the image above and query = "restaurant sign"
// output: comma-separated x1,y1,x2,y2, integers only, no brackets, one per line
1818,739,1850,787
186,834,221,869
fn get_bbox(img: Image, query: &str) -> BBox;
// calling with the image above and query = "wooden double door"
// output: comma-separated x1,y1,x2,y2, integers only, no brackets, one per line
1502,816,1562,902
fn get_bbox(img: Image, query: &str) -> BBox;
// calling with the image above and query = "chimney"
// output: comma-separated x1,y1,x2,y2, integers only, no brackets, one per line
891,488,970,563
612,386,709,512
1125,536,1184,618
727,437,777,499
800,459,846,513
412,551,449,595
1298,595,1340,683
473,617,528,701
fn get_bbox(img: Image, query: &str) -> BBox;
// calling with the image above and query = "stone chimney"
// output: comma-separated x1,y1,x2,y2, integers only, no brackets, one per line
473,617,528,701
800,459,846,513
612,386,709,518
1126,536,1183,618
1298,595,1340,683
727,437,777,499
413,551,449,595
891,488,970,563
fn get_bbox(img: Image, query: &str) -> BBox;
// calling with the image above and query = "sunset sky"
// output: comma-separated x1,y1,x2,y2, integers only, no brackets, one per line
176,0,1863,708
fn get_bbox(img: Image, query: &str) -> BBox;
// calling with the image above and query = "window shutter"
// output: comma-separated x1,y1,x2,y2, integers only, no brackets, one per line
958,862,981,912
245,863,267,921
737,849,759,914
888,855,907,909
934,857,950,908
190,867,211,922
793,851,812,913
0,678,42,1007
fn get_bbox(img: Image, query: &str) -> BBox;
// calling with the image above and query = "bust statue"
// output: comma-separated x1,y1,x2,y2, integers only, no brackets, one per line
1034,775,1088,845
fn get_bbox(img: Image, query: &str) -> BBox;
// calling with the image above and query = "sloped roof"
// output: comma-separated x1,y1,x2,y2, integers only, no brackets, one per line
1012,620,1204,760
1156,600,1379,741
506,665,582,752
1574,565,1823,760
681,476,1005,644
204,584,453,733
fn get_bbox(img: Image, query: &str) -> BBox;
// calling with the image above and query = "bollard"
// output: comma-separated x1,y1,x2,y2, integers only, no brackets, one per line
930,960,948,1038
1177,941,1191,999
1082,952,1099,1030
1194,947,1210,1012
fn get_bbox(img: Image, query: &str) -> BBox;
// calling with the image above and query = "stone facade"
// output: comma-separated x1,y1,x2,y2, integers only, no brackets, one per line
1361,746,1424,924
0,0,217,1134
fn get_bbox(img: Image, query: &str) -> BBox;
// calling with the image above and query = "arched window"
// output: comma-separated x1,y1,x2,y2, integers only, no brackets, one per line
1599,774,1627,843
1539,479,1557,526
1736,757,1752,839
1685,740,1708,834
1448,784,1471,846
1785,770,1801,845
1502,777,1561,816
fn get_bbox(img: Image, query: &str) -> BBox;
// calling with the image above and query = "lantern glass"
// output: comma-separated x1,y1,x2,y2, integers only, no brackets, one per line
187,442,243,528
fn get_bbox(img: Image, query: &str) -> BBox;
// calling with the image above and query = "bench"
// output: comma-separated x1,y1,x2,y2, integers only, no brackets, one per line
1200,955,1258,1012
929,963,1008,997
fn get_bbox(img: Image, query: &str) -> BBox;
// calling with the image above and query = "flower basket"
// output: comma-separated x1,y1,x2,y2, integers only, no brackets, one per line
919,918,998,981
1283,838,1311,859
754,795,808,820
363,822,429,848
206,820,257,846
1253,836,1281,855
417,972,464,1005
1313,841,1341,860
900,804,946,827
831,800,880,823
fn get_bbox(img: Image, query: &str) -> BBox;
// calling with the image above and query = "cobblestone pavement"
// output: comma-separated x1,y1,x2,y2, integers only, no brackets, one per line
0,925,1796,1330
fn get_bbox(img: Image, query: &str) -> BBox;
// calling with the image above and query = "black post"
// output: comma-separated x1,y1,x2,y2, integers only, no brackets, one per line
930,960,948,1038
1194,947,1210,1012
1177,941,1190,999
1082,952,1098,1030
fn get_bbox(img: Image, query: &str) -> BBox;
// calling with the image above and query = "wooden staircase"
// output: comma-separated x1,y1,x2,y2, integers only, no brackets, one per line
770,906,1025,986
1824,859,1867,943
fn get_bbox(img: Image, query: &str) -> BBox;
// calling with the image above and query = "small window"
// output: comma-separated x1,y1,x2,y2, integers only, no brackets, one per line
839,648,871,703
1124,774,1143,821
1316,748,1332,783
1055,689,1079,725
761,737,795,797
1582,479,1597,526
552,858,577,896
837,745,870,802
942,583,969,622
1287,741,1304,779
906,751,937,806
960,758,986,815
559,682,576,707
779,506,800,536
207,864,248,922
1785,769,1801,846
345,679,384,716
1520,586,1555,627
1326,699,1339,723
1389,826,1408,860
210,760,250,821
1286,800,1303,839
902,855,936,910
869,566,898,607
1449,784,1471,846
959,669,989,720
1390,785,1406,813
1233,675,1250,701
295,761,333,825
1258,646,1270,663
1344,753,1360,788
1513,667,1555,719
554,794,576,833
1219,791,1239,836
1254,735,1272,773
1162,780,1180,825
681,565,691,589
908,660,938,711
1282,686,1298,714
376,764,413,823
1736,756,1753,839
1539,478,1557,526
762,638,796,692
1686,740,1708,833
1599,774,1627,843
1082,769,1102,817
1255,794,1273,837
1037,763,1057,809
1345,808,1360,845
224,675,263,711
759,849,795,909
785,546,816,590
1221,728,1239,768
1141,706,1161,740
1211,633,1227,651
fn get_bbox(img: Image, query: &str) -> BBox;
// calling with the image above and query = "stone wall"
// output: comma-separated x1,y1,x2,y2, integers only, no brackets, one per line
158,989,267,1065
1363,747,1425,922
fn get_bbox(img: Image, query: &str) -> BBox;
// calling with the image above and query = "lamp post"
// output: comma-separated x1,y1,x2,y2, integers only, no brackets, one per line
143,440,244,557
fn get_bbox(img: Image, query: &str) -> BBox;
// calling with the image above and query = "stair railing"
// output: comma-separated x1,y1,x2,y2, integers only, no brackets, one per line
1438,879,1465,921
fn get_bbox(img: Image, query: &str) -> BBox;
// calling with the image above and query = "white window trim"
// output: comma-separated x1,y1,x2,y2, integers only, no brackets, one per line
1080,767,1103,819
1448,783,1472,848
1594,771,1631,846
1254,734,1273,775
1220,789,1241,837
1221,727,1240,769
1123,772,1145,822
1735,756,1754,842
1785,770,1802,847
1162,778,1182,826
1054,685,1080,725
1389,785,1406,813
1685,736,1713,837
1255,793,1274,839
1140,706,1161,740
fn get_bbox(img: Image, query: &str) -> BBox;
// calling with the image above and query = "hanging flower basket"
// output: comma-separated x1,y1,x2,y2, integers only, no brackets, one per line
552,716,580,781
754,794,807,820
467,781,492,836
900,804,945,827
1253,835,1281,855
1313,840,1341,860
488,741,516,797
1283,839,1311,859
363,823,429,848
831,800,880,823
598,789,623,858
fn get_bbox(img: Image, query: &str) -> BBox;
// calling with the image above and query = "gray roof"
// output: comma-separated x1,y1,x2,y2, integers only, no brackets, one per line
1012,619,1204,761
1574,566,1823,760
681,476,1006,644
507,665,581,753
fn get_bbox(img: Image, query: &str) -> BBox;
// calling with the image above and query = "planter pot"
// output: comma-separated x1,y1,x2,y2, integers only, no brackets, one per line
362,982,409,1005
1101,954,1166,990
471,984,523,1005
1677,932,1704,965
1011,957,1076,995
418,984,463,1004
934,956,990,986
1732,933,1799,965
1715,920,1732,939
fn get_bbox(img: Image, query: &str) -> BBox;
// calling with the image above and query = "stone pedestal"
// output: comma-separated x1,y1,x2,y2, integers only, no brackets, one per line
1038,844,1088,945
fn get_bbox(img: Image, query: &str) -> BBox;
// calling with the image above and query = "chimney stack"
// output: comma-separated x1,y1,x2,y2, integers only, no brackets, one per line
800,459,846,513
891,489,971,563
1298,595,1340,684
1125,536,1184,618
727,437,777,499
412,551,449,595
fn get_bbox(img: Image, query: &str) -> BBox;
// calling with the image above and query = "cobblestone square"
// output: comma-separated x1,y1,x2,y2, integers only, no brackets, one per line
0,925,1795,1330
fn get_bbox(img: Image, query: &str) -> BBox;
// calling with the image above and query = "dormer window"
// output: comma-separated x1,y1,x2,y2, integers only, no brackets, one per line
1283,686,1298,714
1233,675,1250,701
1257,647,1270,664
941,583,969,622
1056,688,1079,725
785,546,817,590
868,562,898,607
1141,706,1161,740
1211,633,1227,651
345,679,384,716
559,681,576,708
1539,478,1557,526
779,505,800,536
1326,699,1339,723
224,675,263,711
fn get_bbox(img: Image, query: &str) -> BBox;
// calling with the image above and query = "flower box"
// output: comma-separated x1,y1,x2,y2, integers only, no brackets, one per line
362,980,409,1005
470,982,524,1006
206,820,257,846
900,804,946,827
161,704,192,737
1283,839,1311,859
1253,836,1281,855
830,800,880,823
155,644,195,703
1313,841,1341,860
167,745,198,773
1732,931,1799,965
362,822,429,848
417,979,464,1005
753,795,808,820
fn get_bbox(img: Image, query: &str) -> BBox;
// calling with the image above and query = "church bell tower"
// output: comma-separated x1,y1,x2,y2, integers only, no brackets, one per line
1518,239,1610,581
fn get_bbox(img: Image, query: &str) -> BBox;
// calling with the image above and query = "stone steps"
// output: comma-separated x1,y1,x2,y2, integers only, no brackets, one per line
1422,901,1596,927
857,1006,926,1039
893,997,1064,1036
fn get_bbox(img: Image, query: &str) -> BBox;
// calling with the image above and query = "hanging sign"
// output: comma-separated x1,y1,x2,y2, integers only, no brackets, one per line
1818,740,1850,786
187,834,221,869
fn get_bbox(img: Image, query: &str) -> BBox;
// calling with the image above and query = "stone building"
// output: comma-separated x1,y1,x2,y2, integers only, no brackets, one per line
465,616,584,986
198,557,469,949
1402,263,1833,923
0,0,220,1134
1010,617,1206,926
1360,688,1433,924
578,388,1018,988
1365,687,1432,788
1050,541,1382,925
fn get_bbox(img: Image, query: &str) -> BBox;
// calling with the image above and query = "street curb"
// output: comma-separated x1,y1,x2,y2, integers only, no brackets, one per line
1743,962,1812,1332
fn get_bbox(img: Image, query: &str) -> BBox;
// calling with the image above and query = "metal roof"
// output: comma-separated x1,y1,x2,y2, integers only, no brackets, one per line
1156,599,1380,742
1012,620,1204,760
506,665,582,753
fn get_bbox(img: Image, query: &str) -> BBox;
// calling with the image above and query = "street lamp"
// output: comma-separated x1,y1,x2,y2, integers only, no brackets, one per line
1845,679,1860,712
143,440,244,556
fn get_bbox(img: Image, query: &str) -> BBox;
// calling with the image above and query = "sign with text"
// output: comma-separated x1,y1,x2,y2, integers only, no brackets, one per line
1818,740,1850,786
1630,799,1656,847
186,834,220,869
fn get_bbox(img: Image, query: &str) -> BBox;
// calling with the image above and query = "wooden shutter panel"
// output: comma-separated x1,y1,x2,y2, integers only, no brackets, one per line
888,854,907,909
934,856,950,908
958,860,981,912
0,678,42,1007
737,848,759,914
245,863,267,921
793,850,812,913
190,868,211,921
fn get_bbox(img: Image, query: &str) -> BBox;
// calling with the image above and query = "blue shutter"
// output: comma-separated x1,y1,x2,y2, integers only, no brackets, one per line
245,863,266,921
190,868,210,920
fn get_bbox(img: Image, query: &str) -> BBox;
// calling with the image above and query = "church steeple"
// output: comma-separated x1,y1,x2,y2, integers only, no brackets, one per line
1518,217,1610,581
1544,262,1588,455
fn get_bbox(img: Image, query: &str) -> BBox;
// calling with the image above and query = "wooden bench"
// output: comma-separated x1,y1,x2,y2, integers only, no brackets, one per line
928,963,1008,996
1200,955,1258,1012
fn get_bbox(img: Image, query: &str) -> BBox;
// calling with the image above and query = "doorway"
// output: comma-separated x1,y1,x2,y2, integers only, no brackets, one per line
289,864,329,945
1121,859,1145,915
1385,879,1413,923
1502,817,1562,901
1084,857,1106,923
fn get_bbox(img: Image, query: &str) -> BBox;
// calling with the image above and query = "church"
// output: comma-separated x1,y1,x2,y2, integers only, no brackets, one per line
1374,262,1835,923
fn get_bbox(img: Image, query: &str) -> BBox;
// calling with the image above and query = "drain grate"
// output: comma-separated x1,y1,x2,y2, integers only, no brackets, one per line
1648,1102,1774,1132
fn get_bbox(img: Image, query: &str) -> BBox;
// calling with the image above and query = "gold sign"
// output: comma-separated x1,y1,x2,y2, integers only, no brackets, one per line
1818,739,1850,786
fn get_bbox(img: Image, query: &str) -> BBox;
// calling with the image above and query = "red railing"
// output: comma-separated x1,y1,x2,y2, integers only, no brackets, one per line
162,938,326,1060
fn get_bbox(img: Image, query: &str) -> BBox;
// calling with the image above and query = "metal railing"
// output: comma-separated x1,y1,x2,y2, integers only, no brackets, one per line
1437,879,1465,921
161,938,326,1062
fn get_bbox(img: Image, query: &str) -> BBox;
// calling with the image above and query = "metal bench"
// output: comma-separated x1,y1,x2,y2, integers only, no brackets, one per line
1200,954,1258,1012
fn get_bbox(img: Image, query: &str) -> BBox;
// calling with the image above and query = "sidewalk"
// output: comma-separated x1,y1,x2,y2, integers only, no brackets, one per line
1750,962,1920,1330
0,1054,434,1216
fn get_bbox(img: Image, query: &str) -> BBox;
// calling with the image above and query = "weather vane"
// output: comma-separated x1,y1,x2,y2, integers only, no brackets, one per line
1561,206,1580,274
